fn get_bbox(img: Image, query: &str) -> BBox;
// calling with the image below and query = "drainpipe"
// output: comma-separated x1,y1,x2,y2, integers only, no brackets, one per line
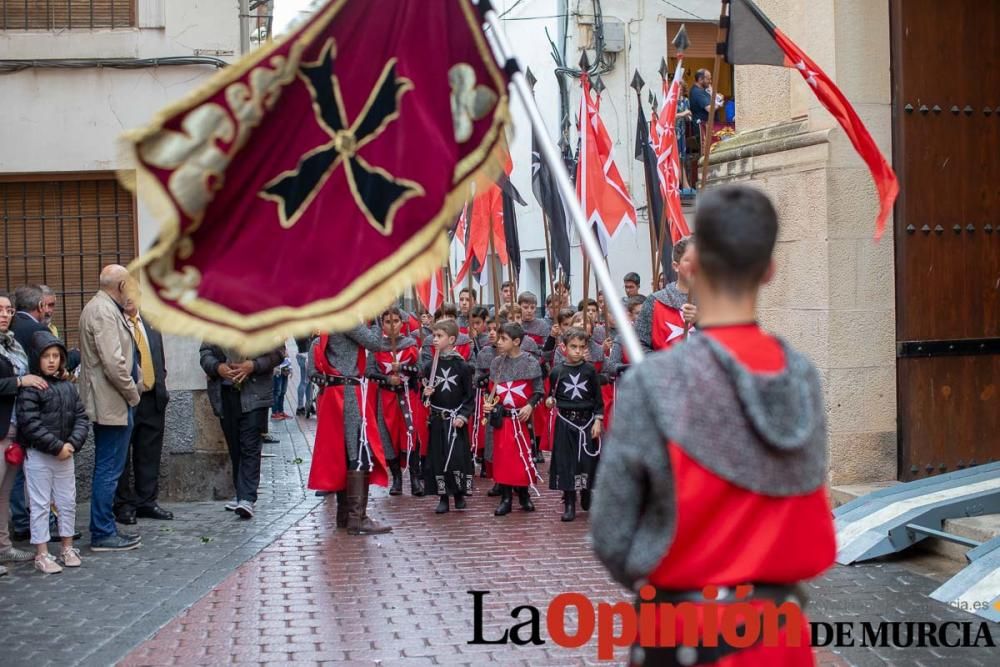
239,0,251,55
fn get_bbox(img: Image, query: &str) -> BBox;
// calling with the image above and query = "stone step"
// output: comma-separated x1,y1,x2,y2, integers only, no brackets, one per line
830,482,1000,565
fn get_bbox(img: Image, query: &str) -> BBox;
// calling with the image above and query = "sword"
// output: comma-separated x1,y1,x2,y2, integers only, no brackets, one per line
423,346,441,407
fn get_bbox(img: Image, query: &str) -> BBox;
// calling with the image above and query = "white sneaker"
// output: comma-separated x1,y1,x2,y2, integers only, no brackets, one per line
0,546,35,562
0,564,7,577
224,498,239,511
60,547,82,568
34,553,63,574
235,500,255,519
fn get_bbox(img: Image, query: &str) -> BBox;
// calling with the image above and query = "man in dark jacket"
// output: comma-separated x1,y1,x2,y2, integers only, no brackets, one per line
11,285,49,369
200,344,283,519
114,298,172,524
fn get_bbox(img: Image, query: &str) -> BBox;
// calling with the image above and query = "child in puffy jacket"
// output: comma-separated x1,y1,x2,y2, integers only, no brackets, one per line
16,331,89,574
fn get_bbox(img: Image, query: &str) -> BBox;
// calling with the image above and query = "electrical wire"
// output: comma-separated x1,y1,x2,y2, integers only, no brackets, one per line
0,56,228,74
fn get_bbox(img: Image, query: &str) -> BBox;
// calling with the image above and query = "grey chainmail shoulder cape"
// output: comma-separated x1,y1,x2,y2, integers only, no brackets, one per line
589,333,828,589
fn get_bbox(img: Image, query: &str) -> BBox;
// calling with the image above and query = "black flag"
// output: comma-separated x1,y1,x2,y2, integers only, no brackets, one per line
499,174,525,276
531,129,572,279
635,100,676,285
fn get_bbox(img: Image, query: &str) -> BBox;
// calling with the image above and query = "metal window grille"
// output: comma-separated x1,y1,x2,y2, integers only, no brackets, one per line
0,176,137,348
0,1,136,30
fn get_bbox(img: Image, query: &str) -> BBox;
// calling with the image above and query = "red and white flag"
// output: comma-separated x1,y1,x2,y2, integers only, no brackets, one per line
652,60,692,244
726,0,898,239
577,74,637,255
416,267,444,314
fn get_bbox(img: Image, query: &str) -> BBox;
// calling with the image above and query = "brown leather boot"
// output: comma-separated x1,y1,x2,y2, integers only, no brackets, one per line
335,491,348,528
347,470,392,535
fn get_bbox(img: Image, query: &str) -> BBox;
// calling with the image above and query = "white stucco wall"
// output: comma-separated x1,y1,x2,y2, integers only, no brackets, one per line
0,0,241,391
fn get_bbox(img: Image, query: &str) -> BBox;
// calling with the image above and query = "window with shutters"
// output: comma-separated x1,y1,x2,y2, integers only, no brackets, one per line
0,175,137,348
0,0,136,30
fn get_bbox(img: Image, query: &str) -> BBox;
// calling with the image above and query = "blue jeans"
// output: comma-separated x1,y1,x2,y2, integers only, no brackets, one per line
296,354,312,410
90,412,134,541
272,374,288,414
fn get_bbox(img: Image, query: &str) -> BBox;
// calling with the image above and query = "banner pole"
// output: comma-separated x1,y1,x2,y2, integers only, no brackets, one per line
698,0,730,190
480,5,644,364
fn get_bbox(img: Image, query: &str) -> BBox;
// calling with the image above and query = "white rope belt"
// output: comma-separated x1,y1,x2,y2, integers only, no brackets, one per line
556,410,600,458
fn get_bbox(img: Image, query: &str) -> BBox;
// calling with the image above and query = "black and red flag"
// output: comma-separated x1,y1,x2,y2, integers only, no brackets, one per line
122,0,509,353
725,0,898,239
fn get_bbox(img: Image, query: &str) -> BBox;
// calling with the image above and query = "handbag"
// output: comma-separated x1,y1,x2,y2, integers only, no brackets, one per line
4,442,25,466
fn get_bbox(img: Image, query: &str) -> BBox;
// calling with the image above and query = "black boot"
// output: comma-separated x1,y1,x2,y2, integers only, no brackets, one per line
416,457,428,496
347,471,392,535
389,458,403,496
487,482,502,497
561,491,576,522
408,451,424,496
494,486,512,516
532,437,544,464
454,493,467,510
335,491,348,528
435,495,449,513
580,488,592,511
517,486,535,512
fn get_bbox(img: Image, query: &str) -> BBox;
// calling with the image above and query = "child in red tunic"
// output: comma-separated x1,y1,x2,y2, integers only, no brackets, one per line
487,323,544,516
366,307,422,497
635,236,699,352
592,185,835,666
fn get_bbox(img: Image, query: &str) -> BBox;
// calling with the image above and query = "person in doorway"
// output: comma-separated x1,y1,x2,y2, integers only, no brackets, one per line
591,184,835,666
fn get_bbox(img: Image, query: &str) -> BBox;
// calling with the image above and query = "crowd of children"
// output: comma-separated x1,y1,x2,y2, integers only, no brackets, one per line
307,238,697,523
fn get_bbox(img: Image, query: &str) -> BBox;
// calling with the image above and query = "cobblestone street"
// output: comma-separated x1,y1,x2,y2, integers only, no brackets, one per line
2,415,999,666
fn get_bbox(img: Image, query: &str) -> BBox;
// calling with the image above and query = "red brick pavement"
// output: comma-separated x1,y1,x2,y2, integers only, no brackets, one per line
121,416,850,666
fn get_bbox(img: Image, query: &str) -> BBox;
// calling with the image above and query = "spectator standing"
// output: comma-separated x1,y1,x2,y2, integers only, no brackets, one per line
114,297,173,524
17,331,89,573
200,344,283,519
78,265,142,552
0,291,43,572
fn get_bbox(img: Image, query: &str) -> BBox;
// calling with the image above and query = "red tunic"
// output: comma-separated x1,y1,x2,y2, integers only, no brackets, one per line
650,299,696,351
369,345,421,466
649,324,835,665
490,379,541,487
308,334,389,492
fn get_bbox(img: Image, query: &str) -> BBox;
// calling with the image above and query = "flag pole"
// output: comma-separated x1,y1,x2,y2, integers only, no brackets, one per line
698,0,730,190
525,67,558,304
479,2,644,364
631,70,660,287
487,219,503,315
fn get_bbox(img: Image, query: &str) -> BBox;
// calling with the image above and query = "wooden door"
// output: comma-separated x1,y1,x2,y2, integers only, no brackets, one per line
891,0,1000,480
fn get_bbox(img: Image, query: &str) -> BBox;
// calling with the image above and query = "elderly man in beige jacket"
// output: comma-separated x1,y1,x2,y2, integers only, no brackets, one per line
78,265,143,552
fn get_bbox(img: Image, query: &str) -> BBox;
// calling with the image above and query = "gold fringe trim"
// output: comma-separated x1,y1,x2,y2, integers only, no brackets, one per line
119,0,511,355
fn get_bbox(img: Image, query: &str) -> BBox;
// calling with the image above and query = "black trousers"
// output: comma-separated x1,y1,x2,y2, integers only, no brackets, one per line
220,386,266,503
114,391,166,514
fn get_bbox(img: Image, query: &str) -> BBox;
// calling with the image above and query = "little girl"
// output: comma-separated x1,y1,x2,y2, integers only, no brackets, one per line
17,331,89,574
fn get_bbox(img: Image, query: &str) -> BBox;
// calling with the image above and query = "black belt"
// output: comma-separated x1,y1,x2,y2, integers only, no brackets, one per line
630,583,806,667
313,374,361,387
558,409,594,421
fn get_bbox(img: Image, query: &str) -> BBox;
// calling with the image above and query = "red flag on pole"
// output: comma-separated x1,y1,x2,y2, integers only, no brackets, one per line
122,0,509,353
576,74,637,255
653,63,692,244
725,0,898,239
415,267,444,314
